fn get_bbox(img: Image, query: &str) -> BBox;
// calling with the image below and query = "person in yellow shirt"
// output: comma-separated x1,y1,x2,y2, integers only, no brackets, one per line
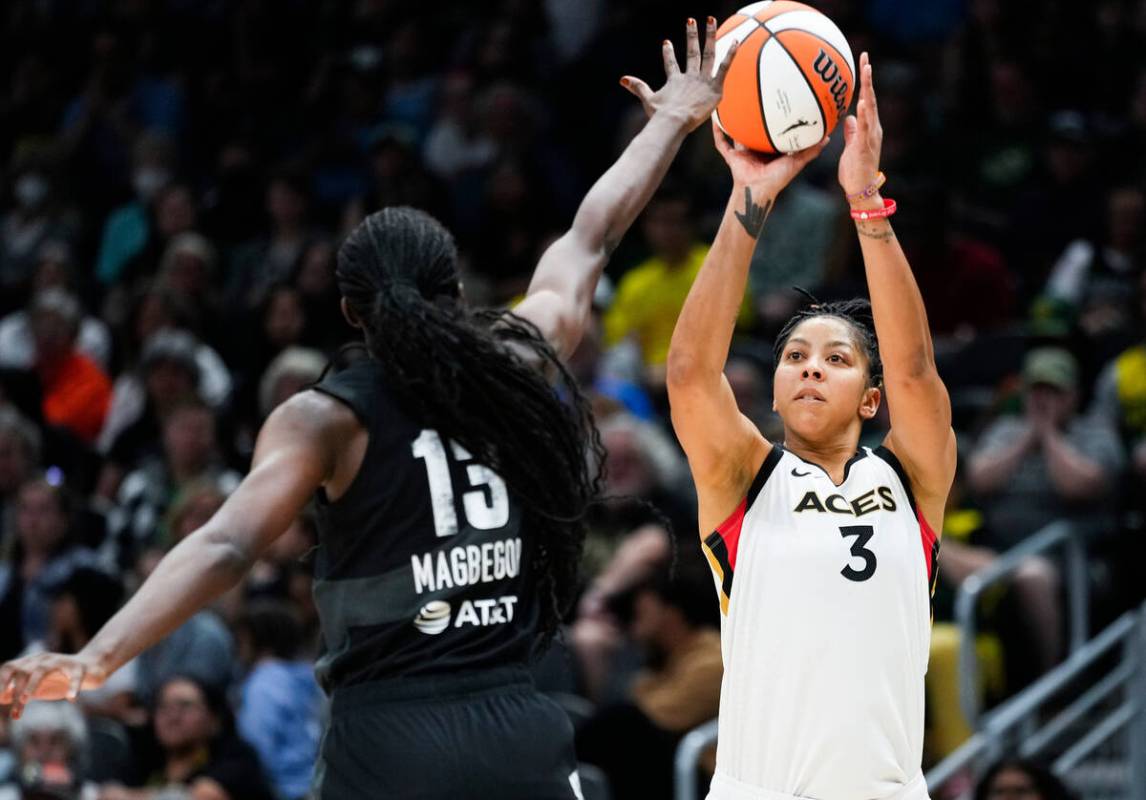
604,187,752,382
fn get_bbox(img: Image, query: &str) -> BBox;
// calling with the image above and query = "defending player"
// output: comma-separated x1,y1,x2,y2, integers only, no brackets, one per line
1,20,735,800
667,53,954,800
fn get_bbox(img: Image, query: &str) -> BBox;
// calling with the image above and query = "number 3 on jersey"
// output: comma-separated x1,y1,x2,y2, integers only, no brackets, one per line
839,525,876,582
412,429,510,537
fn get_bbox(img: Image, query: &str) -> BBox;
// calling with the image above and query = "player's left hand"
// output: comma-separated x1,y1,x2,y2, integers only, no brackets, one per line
838,52,883,198
0,651,107,719
621,17,737,132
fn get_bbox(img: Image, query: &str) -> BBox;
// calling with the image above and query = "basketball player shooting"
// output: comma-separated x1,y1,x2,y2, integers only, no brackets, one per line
1,19,735,800
667,53,955,800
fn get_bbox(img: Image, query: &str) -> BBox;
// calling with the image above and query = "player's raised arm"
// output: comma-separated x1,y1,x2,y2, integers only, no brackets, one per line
513,17,735,359
840,52,956,524
667,126,827,528
0,391,342,717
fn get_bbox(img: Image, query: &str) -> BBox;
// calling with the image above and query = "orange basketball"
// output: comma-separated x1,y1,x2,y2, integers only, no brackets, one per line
712,1,856,154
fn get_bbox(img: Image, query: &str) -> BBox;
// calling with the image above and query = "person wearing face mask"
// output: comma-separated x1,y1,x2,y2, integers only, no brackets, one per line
95,131,176,288
1,155,78,307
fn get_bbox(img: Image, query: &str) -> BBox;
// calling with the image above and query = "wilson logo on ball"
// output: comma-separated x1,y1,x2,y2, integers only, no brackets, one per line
812,50,850,115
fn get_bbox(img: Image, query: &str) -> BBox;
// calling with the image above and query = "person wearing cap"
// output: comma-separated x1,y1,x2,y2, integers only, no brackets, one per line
965,347,1124,671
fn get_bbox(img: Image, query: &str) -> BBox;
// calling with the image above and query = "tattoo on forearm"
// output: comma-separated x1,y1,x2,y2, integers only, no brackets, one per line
603,236,621,257
734,187,773,238
856,220,895,242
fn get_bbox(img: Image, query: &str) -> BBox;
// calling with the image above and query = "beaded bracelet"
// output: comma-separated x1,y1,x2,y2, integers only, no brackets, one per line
850,198,897,221
846,172,886,204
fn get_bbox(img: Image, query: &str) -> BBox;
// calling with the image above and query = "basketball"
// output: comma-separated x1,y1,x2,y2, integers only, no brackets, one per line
712,1,856,154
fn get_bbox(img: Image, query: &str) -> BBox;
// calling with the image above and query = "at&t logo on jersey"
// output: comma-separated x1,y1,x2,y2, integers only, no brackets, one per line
413,601,451,634
412,596,518,635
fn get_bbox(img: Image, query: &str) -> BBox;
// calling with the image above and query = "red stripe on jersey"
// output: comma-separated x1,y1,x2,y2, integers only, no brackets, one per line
916,505,939,585
715,498,748,572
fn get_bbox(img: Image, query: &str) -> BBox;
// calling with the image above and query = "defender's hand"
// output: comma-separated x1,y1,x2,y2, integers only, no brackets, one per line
621,17,738,131
0,651,107,719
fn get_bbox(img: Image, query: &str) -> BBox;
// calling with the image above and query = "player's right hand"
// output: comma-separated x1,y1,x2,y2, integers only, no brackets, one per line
713,121,829,200
621,17,737,131
0,652,107,719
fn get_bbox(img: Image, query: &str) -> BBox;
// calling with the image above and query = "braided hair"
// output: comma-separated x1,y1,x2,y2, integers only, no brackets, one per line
336,207,606,646
772,290,883,388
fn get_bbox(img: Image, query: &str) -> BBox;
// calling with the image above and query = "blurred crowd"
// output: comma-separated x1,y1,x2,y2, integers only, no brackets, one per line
0,0,1144,798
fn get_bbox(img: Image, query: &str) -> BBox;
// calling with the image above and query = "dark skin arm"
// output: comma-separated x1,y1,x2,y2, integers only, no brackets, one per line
0,391,354,717
512,17,736,359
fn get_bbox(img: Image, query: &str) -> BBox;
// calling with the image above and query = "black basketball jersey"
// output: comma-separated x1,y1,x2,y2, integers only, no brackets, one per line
310,358,539,691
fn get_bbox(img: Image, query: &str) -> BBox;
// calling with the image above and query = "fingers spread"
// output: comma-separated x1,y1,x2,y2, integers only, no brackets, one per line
663,39,680,77
714,40,738,84
702,17,717,72
620,76,654,104
686,19,701,72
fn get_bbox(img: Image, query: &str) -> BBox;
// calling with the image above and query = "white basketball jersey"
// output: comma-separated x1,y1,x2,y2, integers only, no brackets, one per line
701,444,939,800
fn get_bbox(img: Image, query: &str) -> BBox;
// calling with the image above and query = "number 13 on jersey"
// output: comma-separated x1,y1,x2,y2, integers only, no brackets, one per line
412,429,510,537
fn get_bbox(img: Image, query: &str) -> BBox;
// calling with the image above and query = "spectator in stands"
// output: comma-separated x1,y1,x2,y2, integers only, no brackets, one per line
106,398,240,569
293,240,344,351
423,72,497,181
1088,269,1146,484
974,758,1078,800
155,233,223,339
573,413,693,701
0,700,98,800
97,329,217,500
576,566,722,800
566,287,656,422
29,290,112,446
969,347,1125,543
342,125,449,233
0,479,99,660
0,408,40,529
98,675,274,800
967,347,1124,670
123,485,235,706
604,186,751,385
227,170,316,311
95,131,176,288
41,568,140,725
257,347,326,422
0,245,112,372
0,150,77,302
235,601,323,800
1044,186,1144,349
748,176,842,336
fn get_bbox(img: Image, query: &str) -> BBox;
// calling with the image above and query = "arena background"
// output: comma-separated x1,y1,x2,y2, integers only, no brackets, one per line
0,1,1143,798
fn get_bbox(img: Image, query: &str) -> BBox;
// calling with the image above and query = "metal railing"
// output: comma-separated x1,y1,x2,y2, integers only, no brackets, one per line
927,602,1146,800
674,718,718,800
955,520,1089,727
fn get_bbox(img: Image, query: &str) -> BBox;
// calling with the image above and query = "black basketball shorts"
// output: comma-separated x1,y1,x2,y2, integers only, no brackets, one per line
313,667,582,799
